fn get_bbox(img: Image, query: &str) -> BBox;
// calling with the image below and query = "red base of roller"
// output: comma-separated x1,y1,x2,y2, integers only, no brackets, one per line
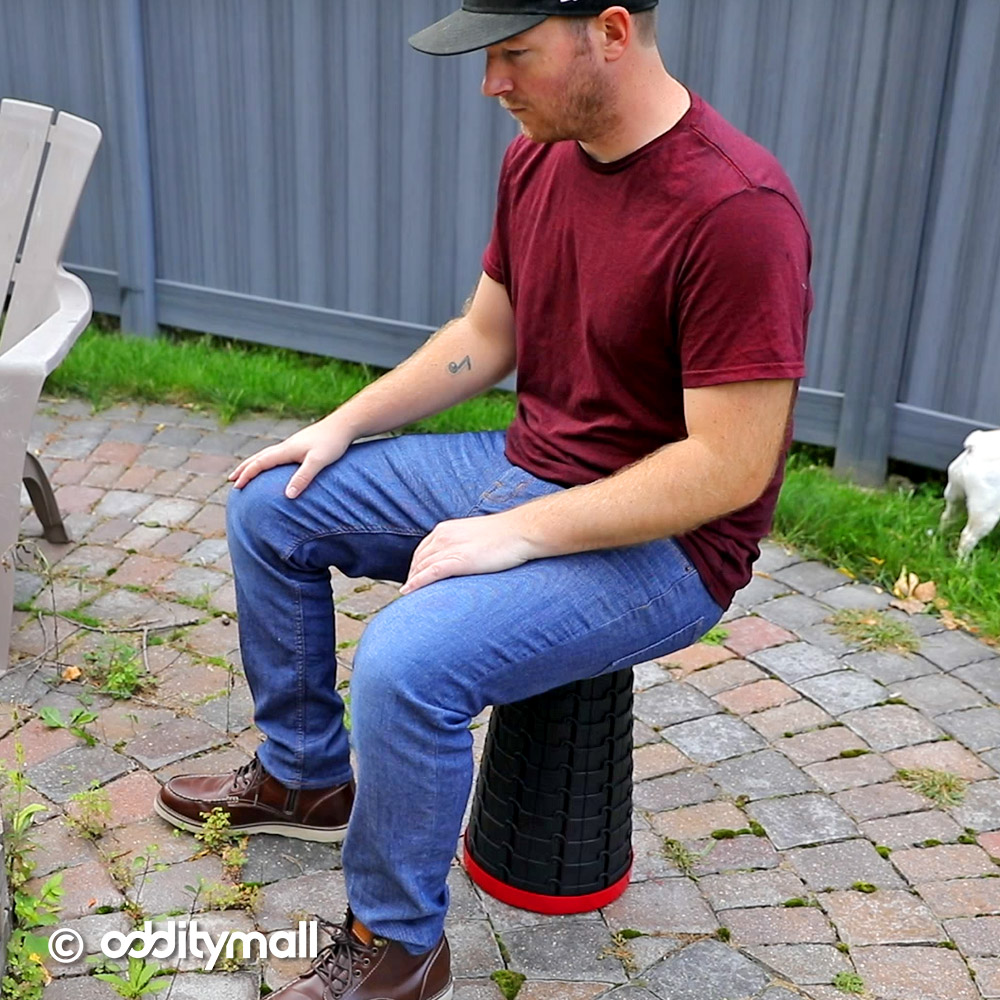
462,829,633,915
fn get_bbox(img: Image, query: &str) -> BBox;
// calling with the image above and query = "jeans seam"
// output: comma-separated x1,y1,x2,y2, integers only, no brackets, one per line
293,578,306,781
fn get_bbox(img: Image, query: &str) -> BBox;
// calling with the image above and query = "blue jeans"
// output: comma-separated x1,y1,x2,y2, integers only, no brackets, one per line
226,431,721,953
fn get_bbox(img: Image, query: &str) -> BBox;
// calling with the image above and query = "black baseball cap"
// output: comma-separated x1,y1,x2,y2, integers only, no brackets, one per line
409,0,659,56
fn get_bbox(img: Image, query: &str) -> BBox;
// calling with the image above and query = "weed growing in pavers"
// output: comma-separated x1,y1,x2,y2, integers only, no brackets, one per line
493,932,512,965
748,820,767,837
784,898,809,907
67,782,112,839
828,609,920,653
83,637,153,699
60,607,103,629
2,737,66,1000
662,838,704,876
896,767,969,807
701,626,729,645
194,807,248,877
491,970,526,1000
38,704,99,745
851,881,878,893
876,845,893,858
839,748,870,758
600,930,641,976
832,971,867,995
711,828,739,839
716,926,731,942
94,955,172,998
836,942,851,954
197,879,261,912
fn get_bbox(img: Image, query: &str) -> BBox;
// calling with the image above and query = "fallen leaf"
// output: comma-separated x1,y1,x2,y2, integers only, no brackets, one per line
753,570,773,579
869,556,885,566
838,566,857,579
61,665,82,681
88,897,97,908
913,580,937,602
940,609,967,631
890,597,926,616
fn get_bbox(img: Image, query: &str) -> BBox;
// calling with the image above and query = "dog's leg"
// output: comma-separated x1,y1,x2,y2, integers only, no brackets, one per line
939,479,965,532
957,501,1000,560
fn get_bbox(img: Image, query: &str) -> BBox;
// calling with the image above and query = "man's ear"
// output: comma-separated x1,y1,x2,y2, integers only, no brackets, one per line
594,7,632,61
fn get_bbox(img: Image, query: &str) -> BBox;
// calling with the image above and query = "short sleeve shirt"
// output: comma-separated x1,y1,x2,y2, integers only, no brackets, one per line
483,91,812,607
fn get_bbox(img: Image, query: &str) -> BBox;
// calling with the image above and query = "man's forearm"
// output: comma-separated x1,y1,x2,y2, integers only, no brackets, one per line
507,436,758,557
504,380,794,559
331,313,515,441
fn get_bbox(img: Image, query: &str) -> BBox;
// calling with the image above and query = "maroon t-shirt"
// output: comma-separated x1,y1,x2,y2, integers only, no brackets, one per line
482,91,812,608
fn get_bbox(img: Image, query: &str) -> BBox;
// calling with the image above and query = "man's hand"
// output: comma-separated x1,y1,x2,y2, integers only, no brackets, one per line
400,511,539,595
229,415,355,498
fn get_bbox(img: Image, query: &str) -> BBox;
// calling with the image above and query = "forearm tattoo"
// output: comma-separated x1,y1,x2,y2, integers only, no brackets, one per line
448,355,472,374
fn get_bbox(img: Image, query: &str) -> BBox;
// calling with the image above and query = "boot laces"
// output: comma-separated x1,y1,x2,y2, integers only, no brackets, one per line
310,915,379,998
230,755,265,793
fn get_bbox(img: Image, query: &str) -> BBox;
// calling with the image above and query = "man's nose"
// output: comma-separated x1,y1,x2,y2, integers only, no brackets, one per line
481,58,513,97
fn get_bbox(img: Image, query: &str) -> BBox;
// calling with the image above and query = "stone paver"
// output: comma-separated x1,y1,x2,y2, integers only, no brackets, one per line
938,707,1000,751
747,943,851,984
859,809,965,848
843,649,938,684
710,749,818,800
892,844,998,883
746,794,858,849
660,714,766,762
795,670,888,715
886,739,994,779
749,643,842,684
723,906,837,946
852,945,981,1000
642,939,771,1000
822,889,946,945
7,398,998,1000
699,870,806,910
633,683,718,728
786,838,905,891
840,704,946,751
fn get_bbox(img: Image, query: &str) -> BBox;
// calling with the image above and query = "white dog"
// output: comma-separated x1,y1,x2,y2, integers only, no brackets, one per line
940,429,1000,560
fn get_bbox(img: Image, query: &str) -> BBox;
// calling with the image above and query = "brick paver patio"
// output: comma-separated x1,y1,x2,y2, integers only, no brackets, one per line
3,397,999,999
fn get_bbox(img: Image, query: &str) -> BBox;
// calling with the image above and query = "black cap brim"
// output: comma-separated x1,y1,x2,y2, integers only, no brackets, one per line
409,10,548,56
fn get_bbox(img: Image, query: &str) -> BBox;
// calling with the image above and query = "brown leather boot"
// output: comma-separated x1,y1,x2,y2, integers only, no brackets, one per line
153,755,353,843
270,911,452,1000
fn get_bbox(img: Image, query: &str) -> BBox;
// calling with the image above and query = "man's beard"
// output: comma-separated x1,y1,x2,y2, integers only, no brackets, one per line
510,51,619,144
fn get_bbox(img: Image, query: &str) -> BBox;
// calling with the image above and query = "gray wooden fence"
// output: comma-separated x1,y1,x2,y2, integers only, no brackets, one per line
2,0,998,481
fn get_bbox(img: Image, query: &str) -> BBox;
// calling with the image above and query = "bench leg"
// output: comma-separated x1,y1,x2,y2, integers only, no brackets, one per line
22,452,70,545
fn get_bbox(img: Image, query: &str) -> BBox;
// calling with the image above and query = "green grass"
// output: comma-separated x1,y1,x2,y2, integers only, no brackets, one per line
829,609,919,654
774,454,1000,640
44,326,1000,641
832,971,867,995
46,326,515,432
896,767,969,807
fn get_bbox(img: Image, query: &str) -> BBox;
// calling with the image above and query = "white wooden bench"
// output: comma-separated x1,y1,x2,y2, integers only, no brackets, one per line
0,98,102,674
